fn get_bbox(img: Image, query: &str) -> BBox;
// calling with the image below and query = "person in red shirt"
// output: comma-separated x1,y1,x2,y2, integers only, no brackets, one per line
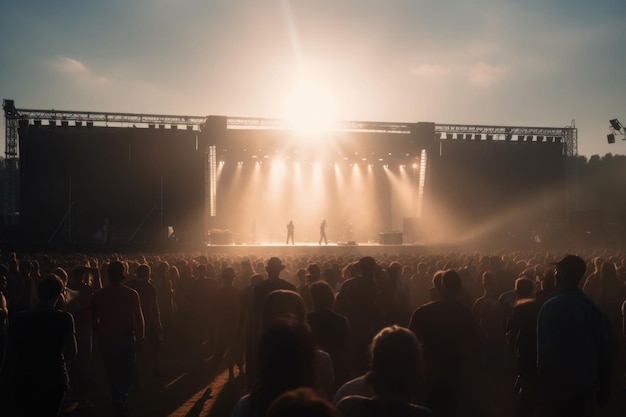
91,261,144,417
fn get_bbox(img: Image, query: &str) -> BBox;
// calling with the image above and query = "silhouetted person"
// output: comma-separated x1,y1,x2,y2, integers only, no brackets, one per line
409,269,477,417
247,258,297,385
307,280,351,388
337,326,433,417
66,265,99,409
91,261,145,417
212,267,244,380
383,261,412,327
300,263,321,312
319,220,328,245
231,321,316,417
537,255,610,417
506,277,541,417
125,264,163,383
286,220,295,245
335,256,383,376
10,274,77,417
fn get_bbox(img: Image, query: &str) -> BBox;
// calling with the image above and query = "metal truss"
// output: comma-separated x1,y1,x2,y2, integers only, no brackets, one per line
435,123,577,157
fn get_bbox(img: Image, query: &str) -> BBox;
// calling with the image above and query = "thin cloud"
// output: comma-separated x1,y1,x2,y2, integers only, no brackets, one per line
50,56,111,85
467,61,509,86
411,61,509,87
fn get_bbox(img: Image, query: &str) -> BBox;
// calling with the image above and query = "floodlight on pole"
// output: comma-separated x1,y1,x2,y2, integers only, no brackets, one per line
610,119,623,133
607,118,625,144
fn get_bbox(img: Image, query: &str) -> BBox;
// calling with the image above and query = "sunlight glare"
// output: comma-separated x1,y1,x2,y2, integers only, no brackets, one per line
284,79,337,135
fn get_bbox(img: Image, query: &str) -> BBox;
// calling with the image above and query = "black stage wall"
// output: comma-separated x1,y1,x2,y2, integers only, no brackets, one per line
427,139,566,242
19,125,206,244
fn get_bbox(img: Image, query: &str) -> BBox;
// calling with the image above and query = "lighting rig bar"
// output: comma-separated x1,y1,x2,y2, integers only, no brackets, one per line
435,123,578,156
11,107,207,127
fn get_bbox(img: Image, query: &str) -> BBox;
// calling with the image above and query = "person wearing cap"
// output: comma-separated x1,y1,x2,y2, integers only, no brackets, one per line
537,255,611,417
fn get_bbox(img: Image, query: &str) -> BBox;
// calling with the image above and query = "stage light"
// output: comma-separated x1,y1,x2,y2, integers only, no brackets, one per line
486,134,493,141
537,136,544,142
49,120,56,127
148,124,155,129
34,120,42,126
474,134,481,140
159,124,165,129
526,135,533,141
446,133,453,140
517,135,524,141
75,121,82,127
608,134,616,144
61,120,69,128
187,125,194,131
610,119,623,132
412,163,418,169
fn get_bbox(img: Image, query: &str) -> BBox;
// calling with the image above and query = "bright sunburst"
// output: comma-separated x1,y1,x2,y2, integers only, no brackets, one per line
283,79,337,135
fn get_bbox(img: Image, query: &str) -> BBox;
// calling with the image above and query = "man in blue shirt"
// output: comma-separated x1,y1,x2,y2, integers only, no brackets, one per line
537,255,611,417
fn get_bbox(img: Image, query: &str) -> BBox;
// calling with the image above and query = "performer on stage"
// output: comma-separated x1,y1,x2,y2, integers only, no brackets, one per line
286,220,295,245
319,219,328,245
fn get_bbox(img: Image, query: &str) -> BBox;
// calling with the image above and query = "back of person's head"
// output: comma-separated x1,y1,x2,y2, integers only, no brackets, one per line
514,277,535,299
267,257,285,277
482,271,498,292
263,290,306,329
38,274,65,305
359,256,377,277
552,255,586,288
366,325,422,400
441,269,462,297
54,267,69,285
251,273,264,286
136,264,151,281
388,261,402,278
108,260,126,283
307,264,321,280
600,261,617,280
265,388,340,417
256,322,316,415
242,259,253,272
310,281,335,311
221,266,236,283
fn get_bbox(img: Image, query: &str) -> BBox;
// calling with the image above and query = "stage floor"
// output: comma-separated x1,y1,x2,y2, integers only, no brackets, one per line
202,242,463,256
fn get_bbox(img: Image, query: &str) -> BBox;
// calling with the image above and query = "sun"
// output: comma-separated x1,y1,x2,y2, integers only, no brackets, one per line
283,79,337,135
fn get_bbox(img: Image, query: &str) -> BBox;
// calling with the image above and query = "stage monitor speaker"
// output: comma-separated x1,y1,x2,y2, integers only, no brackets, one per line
379,232,402,244
608,134,615,144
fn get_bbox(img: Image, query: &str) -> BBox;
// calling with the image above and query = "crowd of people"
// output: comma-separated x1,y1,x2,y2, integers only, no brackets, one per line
0,248,624,417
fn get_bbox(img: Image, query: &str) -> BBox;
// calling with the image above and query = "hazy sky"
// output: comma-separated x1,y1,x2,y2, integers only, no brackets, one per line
1,0,625,157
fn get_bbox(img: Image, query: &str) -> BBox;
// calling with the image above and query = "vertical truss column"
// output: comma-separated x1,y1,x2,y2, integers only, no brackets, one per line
3,100,19,226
